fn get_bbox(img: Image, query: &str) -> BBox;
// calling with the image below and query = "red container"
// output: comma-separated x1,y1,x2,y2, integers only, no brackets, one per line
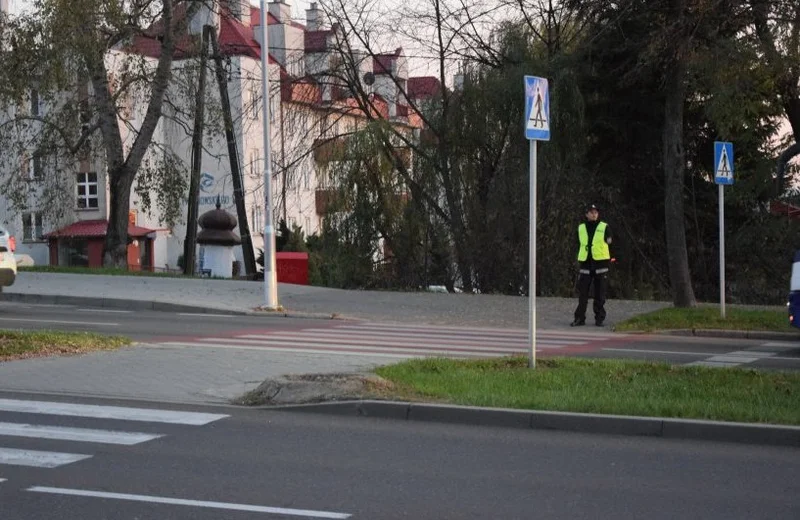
275,252,309,285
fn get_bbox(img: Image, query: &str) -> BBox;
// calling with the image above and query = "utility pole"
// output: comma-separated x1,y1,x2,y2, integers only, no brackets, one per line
183,25,211,276
260,0,279,309
209,28,257,277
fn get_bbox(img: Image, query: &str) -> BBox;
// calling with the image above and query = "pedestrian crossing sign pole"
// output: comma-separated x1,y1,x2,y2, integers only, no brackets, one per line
524,76,550,368
714,141,734,319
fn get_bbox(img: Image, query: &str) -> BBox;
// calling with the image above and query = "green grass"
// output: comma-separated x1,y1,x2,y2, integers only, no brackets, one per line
374,356,800,425
614,305,793,333
0,330,131,361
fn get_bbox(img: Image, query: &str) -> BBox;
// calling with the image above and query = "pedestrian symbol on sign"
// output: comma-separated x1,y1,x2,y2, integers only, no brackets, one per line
524,76,550,141
714,141,734,186
528,87,548,131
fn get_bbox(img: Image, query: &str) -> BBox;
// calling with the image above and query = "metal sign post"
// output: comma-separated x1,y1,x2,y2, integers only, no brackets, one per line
714,141,734,319
524,76,550,368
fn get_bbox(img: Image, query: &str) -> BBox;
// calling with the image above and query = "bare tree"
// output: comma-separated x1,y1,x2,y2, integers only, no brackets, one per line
0,0,205,267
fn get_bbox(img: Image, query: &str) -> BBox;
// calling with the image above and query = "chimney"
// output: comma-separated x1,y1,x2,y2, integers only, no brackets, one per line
227,0,251,27
306,2,322,31
269,0,292,23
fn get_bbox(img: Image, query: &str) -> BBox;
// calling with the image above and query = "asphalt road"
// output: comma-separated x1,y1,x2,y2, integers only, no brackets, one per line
2,301,799,371
0,391,798,520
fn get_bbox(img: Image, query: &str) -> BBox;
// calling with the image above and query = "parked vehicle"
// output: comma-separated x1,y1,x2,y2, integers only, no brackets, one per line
789,250,800,329
0,225,16,291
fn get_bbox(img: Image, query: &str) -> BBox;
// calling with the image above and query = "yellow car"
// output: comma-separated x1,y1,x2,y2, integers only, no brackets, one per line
0,225,17,290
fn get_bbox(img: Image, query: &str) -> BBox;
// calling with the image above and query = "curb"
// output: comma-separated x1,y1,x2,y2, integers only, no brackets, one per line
269,400,800,447
0,292,249,315
657,328,800,341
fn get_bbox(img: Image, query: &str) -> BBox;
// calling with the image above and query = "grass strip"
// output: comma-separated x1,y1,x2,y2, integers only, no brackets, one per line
614,305,793,332
0,330,131,361
374,356,800,425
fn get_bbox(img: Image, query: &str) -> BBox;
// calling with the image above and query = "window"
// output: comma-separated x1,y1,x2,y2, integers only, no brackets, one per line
250,149,260,179
76,172,99,209
269,94,278,123
22,212,44,242
26,154,44,181
30,89,41,116
250,81,259,120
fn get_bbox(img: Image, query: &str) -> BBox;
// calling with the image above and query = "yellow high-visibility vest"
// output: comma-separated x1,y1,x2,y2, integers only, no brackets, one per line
577,222,610,261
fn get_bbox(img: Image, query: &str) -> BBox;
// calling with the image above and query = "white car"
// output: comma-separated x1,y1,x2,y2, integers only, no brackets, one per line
0,225,17,290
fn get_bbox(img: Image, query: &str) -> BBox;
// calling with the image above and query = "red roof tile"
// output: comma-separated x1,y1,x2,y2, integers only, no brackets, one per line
408,76,441,99
127,4,279,63
45,220,156,239
305,29,333,52
374,48,402,74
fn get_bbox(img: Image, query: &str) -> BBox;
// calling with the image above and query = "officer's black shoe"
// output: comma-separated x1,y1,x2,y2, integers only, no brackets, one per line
570,319,585,327
595,320,604,327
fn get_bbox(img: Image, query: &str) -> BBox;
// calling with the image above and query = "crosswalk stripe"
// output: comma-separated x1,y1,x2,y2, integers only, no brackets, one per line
159,341,524,358
215,335,573,351
0,399,228,425
250,331,586,346
0,448,91,468
0,422,163,445
332,324,618,340
304,328,529,342
339,323,527,335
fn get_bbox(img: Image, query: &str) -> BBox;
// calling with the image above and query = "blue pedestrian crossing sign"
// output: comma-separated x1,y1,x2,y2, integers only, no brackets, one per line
714,141,734,185
524,76,550,141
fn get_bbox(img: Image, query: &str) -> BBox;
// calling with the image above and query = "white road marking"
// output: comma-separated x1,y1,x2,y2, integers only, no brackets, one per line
157,341,514,358
337,323,621,339
342,322,527,334
273,331,585,346
687,360,742,368
0,448,91,468
77,308,132,314
0,422,163,445
27,487,351,519
726,351,775,358
0,317,119,327
0,478,6,483
0,399,228,425
219,335,567,351
178,313,233,318
759,342,799,349
602,347,799,362
704,355,761,363
602,348,713,357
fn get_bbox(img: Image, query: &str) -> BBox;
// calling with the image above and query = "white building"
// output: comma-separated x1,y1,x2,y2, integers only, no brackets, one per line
0,0,437,273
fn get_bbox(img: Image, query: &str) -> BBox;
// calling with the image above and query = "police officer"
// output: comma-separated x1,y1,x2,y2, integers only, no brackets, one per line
571,203,612,327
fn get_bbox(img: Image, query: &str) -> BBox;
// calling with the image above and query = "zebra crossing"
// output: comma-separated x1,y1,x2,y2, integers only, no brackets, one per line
0,398,228,469
153,322,623,359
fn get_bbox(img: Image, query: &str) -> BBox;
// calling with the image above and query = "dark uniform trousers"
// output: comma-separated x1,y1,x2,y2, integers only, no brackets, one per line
574,269,607,323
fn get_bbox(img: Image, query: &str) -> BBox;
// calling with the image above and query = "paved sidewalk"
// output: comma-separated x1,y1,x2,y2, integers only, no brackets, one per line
4,272,671,329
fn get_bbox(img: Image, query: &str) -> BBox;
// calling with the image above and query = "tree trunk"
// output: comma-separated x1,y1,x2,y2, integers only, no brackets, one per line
209,30,257,277
662,57,696,307
184,26,210,276
104,168,135,267
97,0,195,268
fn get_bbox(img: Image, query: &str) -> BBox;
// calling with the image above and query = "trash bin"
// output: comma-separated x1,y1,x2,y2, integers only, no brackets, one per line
276,252,309,285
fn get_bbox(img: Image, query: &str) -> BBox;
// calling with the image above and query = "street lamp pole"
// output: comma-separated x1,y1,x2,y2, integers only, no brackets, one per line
260,0,278,309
